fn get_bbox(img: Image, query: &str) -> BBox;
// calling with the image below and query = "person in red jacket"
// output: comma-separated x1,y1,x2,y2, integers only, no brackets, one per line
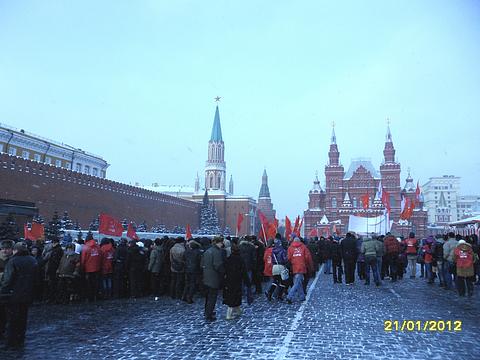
384,234,400,282
286,237,313,304
100,238,115,299
403,232,418,278
81,233,102,302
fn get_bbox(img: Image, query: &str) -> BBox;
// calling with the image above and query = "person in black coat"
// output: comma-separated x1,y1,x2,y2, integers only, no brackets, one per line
113,239,128,298
1,242,38,350
43,238,64,303
340,233,358,285
182,240,203,304
331,238,343,283
223,244,249,319
126,241,146,298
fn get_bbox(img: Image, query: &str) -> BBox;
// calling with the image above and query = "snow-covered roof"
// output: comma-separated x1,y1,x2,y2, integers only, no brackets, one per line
449,215,480,226
320,215,329,224
143,184,195,195
344,158,380,179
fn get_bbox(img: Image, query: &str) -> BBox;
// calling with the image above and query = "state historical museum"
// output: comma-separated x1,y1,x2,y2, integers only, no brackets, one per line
304,125,428,238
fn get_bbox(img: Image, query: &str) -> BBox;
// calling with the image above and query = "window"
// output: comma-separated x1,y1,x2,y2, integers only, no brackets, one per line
55,159,62,167
34,153,41,162
84,165,90,174
92,168,98,176
8,147,17,156
45,156,51,164
353,197,357,208
65,162,71,169
22,150,30,159
332,197,337,208
76,163,82,172
101,170,106,178
0,143,3,152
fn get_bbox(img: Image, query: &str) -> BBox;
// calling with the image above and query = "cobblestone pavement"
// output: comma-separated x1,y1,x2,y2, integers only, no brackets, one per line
2,270,479,360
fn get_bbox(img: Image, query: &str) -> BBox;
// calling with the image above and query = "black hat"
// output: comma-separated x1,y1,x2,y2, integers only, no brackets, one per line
0,240,14,250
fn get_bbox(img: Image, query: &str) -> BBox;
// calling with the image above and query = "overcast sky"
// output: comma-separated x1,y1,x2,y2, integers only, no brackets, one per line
1,1,479,220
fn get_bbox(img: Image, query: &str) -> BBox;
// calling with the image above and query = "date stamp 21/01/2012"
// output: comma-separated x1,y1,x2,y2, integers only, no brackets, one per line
384,320,462,332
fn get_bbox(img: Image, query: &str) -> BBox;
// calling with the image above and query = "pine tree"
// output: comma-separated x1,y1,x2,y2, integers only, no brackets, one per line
198,190,221,235
151,224,168,233
0,213,20,241
33,215,45,224
45,211,63,242
61,211,74,230
89,215,100,231
136,221,147,233
223,226,231,237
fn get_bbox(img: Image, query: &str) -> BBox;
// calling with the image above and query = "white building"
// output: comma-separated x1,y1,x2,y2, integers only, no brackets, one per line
422,175,461,224
0,123,109,178
457,195,480,219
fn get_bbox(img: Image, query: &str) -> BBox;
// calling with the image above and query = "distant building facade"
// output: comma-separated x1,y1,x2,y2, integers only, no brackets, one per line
0,123,109,178
304,125,428,237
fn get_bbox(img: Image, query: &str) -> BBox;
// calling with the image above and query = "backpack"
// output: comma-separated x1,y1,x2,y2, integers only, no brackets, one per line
455,248,473,269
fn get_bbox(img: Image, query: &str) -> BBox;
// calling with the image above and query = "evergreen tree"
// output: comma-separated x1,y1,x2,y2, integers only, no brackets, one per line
0,213,20,241
198,190,221,235
223,226,231,237
89,215,100,231
136,221,147,233
151,224,168,233
61,211,74,230
172,225,186,234
32,215,45,224
45,211,63,242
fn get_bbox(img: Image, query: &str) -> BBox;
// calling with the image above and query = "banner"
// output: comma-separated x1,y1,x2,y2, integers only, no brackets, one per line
348,212,391,235
99,213,124,237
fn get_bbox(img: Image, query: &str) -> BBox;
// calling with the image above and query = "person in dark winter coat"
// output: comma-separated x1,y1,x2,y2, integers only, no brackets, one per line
182,240,202,304
223,244,249,319
266,237,287,300
113,239,128,298
331,238,343,283
238,237,256,304
148,238,164,300
201,237,225,321
127,241,147,298
340,233,358,285
0,242,38,350
169,238,186,299
43,238,64,303
56,243,80,304
0,240,14,341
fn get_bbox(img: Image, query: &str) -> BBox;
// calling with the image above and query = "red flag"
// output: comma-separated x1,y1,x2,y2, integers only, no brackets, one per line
185,224,192,240
99,214,124,236
258,211,268,227
273,218,279,232
308,228,318,237
126,222,139,240
295,217,303,237
24,224,33,241
407,199,415,219
361,194,370,210
236,213,244,236
285,216,292,240
31,222,44,240
267,222,277,240
415,181,421,202
333,224,339,235
293,216,300,235
382,189,391,213
400,198,411,220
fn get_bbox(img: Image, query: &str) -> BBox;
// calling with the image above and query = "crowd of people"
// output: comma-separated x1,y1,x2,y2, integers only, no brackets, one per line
0,230,479,350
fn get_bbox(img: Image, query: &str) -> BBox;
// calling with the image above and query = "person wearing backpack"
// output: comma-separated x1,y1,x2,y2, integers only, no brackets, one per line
453,240,477,297
432,235,445,287
404,232,418,279
384,234,400,282
443,232,458,290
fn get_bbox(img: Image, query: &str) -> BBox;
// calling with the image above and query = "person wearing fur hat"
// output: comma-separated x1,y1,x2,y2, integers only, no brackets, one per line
182,239,202,304
201,236,225,321
170,237,186,299
1,242,37,350
454,239,478,297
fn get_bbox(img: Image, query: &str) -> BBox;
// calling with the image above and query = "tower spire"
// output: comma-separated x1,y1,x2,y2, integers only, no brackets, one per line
210,105,223,142
386,118,392,143
331,121,336,144
259,169,271,198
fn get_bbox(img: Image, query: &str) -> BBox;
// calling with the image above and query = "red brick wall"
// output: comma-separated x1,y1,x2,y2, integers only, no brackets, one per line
0,153,200,229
